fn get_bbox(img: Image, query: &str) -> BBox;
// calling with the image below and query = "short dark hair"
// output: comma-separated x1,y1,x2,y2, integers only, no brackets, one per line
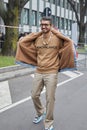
40,16,52,25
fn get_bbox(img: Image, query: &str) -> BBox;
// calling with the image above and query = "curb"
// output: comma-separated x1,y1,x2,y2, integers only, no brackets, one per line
0,65,25,73
0,65,35,82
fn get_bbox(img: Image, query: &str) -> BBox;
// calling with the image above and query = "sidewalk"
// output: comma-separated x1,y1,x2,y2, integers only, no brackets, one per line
0,65,36,82
77,53,87,69
0,54,87,82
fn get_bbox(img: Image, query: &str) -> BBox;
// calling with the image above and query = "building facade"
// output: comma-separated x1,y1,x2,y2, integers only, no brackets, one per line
21,0,80,37
0,0,80,38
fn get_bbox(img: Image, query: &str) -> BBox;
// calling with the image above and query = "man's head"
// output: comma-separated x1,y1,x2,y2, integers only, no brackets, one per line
40,17,52,33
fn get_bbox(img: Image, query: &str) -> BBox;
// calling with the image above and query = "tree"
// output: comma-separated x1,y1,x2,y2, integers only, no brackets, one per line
67,0,87,43
0,0,29,56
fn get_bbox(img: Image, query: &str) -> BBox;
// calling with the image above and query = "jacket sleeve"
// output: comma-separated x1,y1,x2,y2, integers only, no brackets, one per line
51,29,76,70
15,32,42,66
51,28,73,43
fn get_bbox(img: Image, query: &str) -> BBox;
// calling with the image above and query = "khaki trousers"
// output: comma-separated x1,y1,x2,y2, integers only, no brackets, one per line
31,73,58,128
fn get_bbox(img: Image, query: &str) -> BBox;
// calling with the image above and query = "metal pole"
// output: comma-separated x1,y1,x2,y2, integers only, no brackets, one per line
36,0,39,32
71,1,74,37
55,0,57,27
59,0,62,30
46,8,48,17
29,0,32,32
67,1,70,36
50,0,52,9
64,0,66,34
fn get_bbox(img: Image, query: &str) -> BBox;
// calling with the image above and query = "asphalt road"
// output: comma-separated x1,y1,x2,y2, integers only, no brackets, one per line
0,70,87,130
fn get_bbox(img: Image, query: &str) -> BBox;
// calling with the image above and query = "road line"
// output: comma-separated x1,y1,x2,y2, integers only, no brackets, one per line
58,71,83,86
61,70,83,78
0,71,83,113
31,74,34,78
0,81,12,109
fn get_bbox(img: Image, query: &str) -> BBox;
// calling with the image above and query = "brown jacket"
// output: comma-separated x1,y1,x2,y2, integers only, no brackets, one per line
15,30,76,71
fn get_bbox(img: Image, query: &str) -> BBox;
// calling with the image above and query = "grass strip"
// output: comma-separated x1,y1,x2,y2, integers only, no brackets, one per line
0,56,15,67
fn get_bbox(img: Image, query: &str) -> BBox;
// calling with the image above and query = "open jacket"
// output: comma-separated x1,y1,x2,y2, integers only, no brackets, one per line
15,29,77,71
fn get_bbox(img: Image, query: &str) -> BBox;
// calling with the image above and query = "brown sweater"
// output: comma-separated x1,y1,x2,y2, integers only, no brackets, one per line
15,30,75,73
35,33,63,73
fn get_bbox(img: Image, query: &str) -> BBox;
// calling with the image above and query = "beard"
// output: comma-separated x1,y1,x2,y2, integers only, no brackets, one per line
42,29,51,34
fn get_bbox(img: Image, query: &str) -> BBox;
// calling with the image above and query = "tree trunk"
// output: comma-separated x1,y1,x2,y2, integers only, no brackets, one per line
78,23,85,44
1,7,19,56
2,27,18,56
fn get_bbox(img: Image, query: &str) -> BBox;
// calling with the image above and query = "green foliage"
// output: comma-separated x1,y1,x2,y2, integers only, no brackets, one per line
0,56,15,67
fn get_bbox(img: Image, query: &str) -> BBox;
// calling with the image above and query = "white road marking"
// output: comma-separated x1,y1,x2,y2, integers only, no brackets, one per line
0,81,12,109
58,71,83,86
31,74,34,78
0,71,83,113
61,70,83,78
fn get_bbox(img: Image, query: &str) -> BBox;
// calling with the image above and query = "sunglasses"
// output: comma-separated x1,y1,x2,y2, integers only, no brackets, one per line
40,24,51,27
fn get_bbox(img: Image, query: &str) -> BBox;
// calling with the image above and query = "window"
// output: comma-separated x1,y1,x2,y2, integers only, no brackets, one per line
32,10,37,26
44,0,50,2
77,3,80,13
61,0,65,8
68,20,72,30
39,12,42,25
65,0,68,9
69,3,72,10
58,17,60,29
56,17,60,29
53,0,55,4
52,15,55,25
23,8,29,25
57,0,60,6
56,17,58,28
65,19,68,30
61,18,64,29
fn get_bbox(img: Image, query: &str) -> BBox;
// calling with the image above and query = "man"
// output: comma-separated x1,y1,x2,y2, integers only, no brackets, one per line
16,17,75,130
31,17,60,130
31,17,73,130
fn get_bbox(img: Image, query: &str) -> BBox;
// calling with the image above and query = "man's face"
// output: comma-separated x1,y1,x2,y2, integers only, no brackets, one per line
40,20,51,33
